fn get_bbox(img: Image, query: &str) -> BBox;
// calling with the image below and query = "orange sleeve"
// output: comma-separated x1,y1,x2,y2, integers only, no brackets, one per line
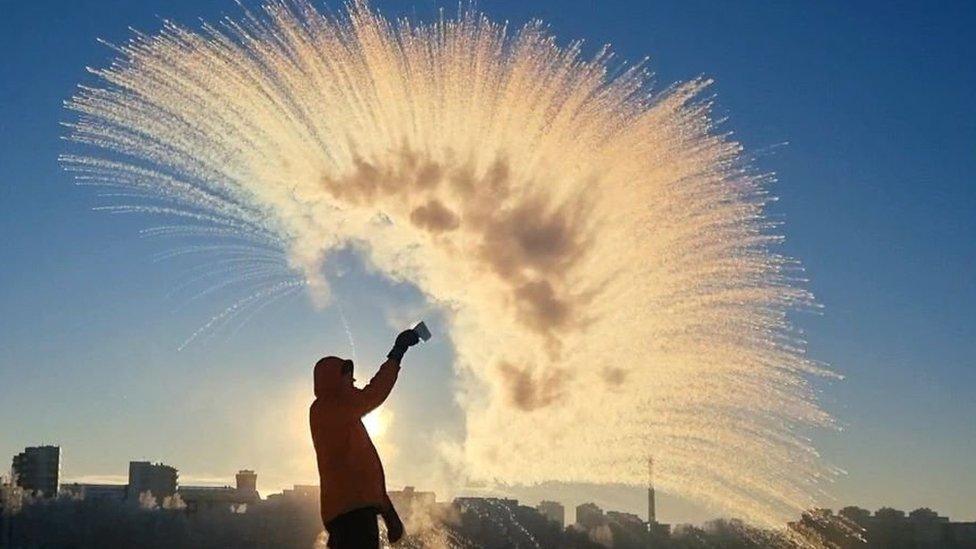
342,359,401,417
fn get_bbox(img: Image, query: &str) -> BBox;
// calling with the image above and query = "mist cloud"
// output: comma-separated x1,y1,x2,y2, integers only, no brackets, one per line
64,0,837,526
496,361,570,411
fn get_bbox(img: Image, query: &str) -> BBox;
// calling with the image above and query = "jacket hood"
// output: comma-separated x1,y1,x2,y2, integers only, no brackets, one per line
314,356,349,398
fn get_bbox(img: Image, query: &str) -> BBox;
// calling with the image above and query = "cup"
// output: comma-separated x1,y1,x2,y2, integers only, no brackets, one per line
413,321,432,342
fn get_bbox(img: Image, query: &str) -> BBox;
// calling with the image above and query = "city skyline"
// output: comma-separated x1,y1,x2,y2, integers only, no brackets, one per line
2,0,974,528
9,444,650,521
6,443,975,529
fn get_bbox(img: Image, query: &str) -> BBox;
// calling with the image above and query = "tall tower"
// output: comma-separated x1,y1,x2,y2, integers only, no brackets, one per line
537,500,565,528
12,446,60,498
647,457,656,524
236,470,257,494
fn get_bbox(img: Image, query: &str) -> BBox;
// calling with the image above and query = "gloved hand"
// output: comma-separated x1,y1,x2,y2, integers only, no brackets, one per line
381,496,405,543
387,329,420,361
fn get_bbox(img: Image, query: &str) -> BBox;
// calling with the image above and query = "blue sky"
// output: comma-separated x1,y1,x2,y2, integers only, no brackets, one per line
1,0,974,524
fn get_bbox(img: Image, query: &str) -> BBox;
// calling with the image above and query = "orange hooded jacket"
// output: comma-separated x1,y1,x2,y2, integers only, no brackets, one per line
310,357,400,526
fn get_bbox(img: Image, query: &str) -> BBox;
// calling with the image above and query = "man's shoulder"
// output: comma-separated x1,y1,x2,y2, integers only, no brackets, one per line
310,396,350,418
310,398,324,418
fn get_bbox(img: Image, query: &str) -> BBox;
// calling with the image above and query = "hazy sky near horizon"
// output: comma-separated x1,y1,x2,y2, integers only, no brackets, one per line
1,0,974,525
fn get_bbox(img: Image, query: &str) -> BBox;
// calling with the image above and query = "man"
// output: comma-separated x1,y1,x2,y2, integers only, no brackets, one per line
310,329,420,548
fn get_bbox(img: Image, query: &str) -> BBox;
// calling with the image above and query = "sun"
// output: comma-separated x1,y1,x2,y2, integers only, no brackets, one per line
363,409,390,439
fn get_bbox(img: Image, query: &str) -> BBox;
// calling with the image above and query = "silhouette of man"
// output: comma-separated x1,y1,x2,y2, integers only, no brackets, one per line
310,329,420,548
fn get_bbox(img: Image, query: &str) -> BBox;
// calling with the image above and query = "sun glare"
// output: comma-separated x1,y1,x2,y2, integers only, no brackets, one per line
363,409,389,439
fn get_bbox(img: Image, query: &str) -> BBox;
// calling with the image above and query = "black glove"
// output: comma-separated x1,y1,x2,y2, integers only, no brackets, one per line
381,497,405,543
387,329,420,361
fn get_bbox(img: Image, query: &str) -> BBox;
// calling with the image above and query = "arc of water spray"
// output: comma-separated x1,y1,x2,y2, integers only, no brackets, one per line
62,0,838,525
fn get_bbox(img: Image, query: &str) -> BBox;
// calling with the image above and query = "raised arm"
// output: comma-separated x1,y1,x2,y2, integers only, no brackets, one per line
345,358,401,417
341,329,420,417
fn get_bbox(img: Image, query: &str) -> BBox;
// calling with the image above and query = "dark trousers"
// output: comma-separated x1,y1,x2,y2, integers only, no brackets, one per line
326,507,379,549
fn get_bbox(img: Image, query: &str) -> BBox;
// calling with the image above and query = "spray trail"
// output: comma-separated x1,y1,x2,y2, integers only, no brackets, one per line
63,0,837,525
336,299,358,363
